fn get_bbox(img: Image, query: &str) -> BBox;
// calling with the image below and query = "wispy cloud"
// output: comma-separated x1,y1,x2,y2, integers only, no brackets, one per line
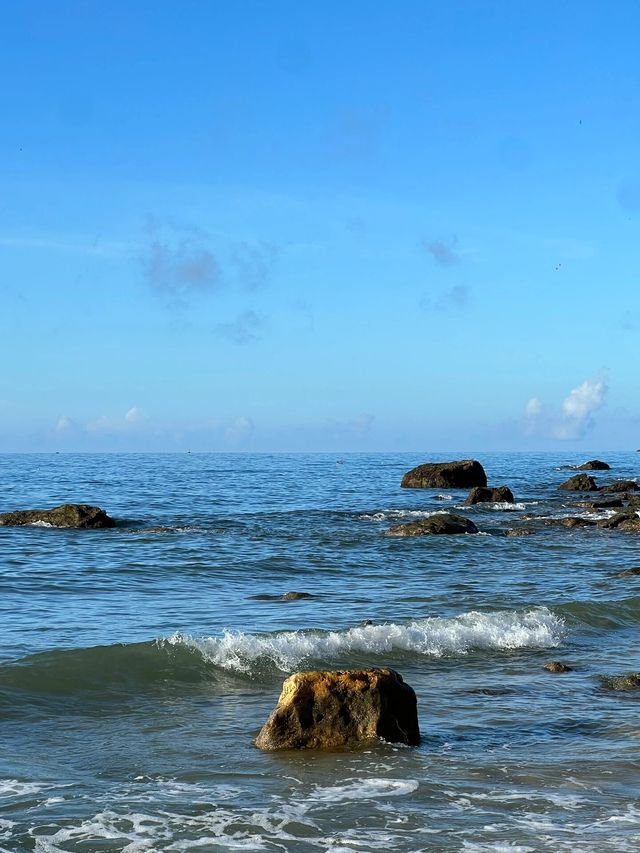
231,241,278,290
617,180,640,214
524,370,609,440
142,221,220,304
423,237,460,267
215,310,265,344
420,284,470,312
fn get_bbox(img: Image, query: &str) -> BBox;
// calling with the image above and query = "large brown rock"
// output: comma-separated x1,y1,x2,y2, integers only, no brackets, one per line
386,513,479,537
464,486,514,505
255,668,420,750
401,459,487,489
577,459,610,470
0,504,116,529
558,474,599,492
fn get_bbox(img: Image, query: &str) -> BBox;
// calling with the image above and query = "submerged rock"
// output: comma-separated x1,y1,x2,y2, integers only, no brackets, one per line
577,459,610,470
544,661,573,673
600,480,639,494
282,591,316,601
464,486,514,505
255,668,420,750
0,503,115,529
558,474,599,492
386,513,479,537
600,672,640,691
618,567,640,577
401,459,487,489
505,528,534,537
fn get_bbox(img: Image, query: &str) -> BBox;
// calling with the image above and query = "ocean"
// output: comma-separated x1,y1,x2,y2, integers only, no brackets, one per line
1,451,639,852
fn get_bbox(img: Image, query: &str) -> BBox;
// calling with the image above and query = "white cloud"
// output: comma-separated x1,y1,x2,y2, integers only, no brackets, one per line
555,371,608,439
523,370,609,440
125,406,144,423
225,416,254,443
525,397,543,418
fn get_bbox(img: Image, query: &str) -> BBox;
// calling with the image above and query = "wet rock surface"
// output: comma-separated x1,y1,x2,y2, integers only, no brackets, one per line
401,459,487,489
558,474,599,492
600,673,640,691
464,486,514,505
600,480,638,494
597,510,640,530
577,460,610,470
0,504,116,529
544,661,573,673
255,668,420,750
386,513,479,537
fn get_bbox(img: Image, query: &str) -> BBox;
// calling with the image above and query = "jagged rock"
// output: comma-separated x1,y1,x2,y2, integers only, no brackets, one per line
628,495,640,507
558,475,599,492
597,510,639,530
505,528,534,537
386,513,479,537
401,459,487,489
577,460,610,470
0,504,115,529
618,518,640,532
600,480,639,494
544,661,573,673
600,672,640,691
464,486,514,505
255,668,420,750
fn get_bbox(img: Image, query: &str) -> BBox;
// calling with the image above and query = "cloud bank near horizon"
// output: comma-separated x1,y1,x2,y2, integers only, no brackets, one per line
524,370,609,440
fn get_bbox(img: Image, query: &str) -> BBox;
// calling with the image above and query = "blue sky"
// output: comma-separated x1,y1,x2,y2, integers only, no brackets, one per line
1,0,638,451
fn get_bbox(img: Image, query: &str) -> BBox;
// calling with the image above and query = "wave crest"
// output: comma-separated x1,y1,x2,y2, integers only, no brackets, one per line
165,607,565,675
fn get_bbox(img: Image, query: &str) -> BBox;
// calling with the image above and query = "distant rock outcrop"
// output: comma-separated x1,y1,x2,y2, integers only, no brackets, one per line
255,668,420,750
386,513,479,537
464,486,514,505
558,474,599,492
0,504,116,529
577,460,610,471
401,460,487,489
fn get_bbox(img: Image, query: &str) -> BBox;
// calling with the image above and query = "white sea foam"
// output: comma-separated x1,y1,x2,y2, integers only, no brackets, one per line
359,509,449,522
0,779,46,799
27,521,56,528
309,778,418,802
164,607,565,674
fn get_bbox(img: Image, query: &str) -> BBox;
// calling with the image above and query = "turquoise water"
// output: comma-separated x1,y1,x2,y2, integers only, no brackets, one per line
1,452,639,851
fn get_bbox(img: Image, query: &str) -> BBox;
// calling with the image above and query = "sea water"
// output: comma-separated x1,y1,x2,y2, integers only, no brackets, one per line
0,452,639,851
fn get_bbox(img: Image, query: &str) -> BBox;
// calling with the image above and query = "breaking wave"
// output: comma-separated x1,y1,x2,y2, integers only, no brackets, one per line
166,607,565,674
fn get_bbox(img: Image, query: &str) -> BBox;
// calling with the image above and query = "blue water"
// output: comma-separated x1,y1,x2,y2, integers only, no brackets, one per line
1,452,639,851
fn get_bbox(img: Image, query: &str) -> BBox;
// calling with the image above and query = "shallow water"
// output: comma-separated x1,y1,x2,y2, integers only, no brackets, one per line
1,452,639,851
